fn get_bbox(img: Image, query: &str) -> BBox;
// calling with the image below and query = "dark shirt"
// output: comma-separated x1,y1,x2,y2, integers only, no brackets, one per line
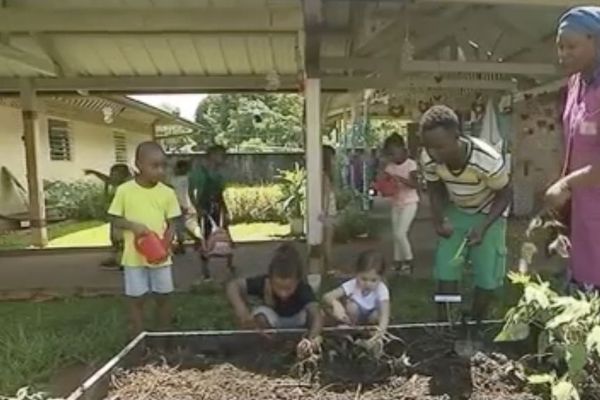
245,275,316,317
188,164,225,209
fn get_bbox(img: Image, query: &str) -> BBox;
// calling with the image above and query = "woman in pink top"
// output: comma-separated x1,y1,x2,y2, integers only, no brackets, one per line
382,133,419,274
546,7,600,290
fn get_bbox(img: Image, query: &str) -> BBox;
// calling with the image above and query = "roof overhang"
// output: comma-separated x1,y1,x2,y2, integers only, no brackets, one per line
0,0,583,97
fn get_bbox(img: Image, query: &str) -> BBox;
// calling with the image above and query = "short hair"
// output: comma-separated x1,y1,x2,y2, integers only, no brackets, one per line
207,144,226,156
419,105,460,134
268,243,304,280
135,141,164,162
175,159,190,173
110,163,130,175
175,159,190,169
355,249,386,276
383,133,406,150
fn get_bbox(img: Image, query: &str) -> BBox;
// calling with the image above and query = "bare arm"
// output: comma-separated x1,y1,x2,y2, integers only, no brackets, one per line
427,180,448,227
323,287,349,323
108,215,148,236
394,171,419,189
377,300,391,333
84,169,110,184
164,217,177,244
225,279,253,324
480,184,512,231
563,164,600,188
188,178,198,212
305,302,323,339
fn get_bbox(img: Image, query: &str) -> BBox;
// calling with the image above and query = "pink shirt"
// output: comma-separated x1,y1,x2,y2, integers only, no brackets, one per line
385,159,419,207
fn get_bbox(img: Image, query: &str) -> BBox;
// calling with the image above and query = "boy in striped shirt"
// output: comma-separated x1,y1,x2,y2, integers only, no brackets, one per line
419,105,512,322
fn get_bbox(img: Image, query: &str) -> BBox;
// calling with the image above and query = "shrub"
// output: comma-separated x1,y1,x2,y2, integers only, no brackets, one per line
224,184,286,224
497,273,600,400
44,180,108,221
277,163,306,220
334,205,371,243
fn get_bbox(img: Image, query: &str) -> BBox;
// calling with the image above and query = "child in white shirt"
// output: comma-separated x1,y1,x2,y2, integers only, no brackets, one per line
323,250,390,333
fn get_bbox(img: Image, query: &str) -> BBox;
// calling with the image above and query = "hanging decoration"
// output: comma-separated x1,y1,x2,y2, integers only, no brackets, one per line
102,107,114,124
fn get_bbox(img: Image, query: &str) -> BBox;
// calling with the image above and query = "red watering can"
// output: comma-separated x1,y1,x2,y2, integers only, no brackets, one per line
373,173,399,198
135,231,170,264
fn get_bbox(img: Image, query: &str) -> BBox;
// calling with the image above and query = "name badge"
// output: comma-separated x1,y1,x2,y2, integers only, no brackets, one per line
581,121,598,136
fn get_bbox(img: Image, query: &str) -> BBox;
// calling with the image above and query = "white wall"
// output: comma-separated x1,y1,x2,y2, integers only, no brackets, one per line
0,104,151,214
39,116,149,181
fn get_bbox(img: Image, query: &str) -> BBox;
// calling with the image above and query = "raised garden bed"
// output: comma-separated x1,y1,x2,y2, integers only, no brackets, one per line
67,322,540,400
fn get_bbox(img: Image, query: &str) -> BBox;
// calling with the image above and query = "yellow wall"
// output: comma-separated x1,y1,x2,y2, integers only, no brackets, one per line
0,104,150,215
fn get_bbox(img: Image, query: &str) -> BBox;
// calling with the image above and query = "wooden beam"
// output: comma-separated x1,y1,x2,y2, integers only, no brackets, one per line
414,0,600,6
0,8,302,33
355,5,469,56
0,75,302,93
322,76,516,91
503,78,566,103
321,56,558,75
31,33,73,77
20,80,48,247
502,31,555,62
0,74,516,93
0,42,58,76
401,59,558,75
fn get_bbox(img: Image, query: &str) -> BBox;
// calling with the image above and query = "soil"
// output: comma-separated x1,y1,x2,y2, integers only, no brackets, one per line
105,330,543,400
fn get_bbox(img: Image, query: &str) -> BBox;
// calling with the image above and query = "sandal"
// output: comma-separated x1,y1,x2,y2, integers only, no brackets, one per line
396,262,413,275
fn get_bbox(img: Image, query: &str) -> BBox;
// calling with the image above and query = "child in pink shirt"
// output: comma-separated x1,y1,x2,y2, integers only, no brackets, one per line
381,134,419,274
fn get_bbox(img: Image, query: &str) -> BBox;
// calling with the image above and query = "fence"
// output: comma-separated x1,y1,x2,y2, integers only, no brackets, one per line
168,152,305,184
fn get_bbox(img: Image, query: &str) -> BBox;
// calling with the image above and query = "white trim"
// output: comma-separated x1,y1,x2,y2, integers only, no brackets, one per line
65,332,147,400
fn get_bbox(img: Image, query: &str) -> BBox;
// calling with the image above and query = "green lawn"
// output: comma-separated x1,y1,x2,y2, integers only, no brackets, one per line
0,221,291,250
0,221,106,250
0,275,526,397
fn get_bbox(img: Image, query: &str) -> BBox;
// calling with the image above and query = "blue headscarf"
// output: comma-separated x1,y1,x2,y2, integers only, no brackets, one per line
558,6,600,36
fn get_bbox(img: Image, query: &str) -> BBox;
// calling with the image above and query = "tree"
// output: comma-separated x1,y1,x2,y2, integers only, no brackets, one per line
194,94,303,151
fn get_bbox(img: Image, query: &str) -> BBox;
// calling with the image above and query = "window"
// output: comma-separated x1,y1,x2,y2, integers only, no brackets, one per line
113,132,128,163
48,119,72,161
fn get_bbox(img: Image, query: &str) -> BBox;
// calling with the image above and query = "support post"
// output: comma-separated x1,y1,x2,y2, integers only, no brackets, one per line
20,80,47,247
305,78,323,292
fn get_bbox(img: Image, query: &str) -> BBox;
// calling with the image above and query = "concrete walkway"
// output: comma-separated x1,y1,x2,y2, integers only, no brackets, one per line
0,198,437,299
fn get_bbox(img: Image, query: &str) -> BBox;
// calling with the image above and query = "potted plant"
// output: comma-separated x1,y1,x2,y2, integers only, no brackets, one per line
277,163,307,236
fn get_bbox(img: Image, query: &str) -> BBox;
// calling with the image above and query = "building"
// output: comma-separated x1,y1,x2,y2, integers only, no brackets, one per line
0,95,198,220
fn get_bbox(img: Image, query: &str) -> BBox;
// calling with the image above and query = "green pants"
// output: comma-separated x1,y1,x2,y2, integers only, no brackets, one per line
434,206,507,290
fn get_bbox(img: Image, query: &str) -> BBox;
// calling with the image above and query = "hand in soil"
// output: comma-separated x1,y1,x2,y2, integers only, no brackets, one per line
297,338,313,359
296,338,320,359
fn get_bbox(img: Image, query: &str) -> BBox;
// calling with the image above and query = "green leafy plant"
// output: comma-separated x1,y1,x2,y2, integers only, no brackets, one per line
334,205,371,243
496,272,600,400
277,163,306,220
224,184,285,224
44,180,108,221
